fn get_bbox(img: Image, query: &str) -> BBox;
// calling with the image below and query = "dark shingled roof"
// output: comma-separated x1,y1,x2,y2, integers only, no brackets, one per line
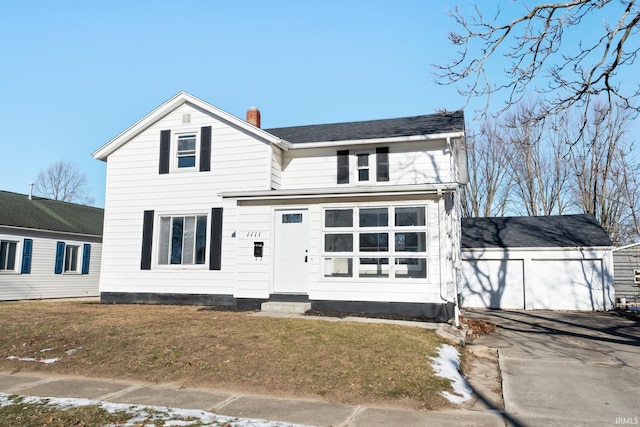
265,110,464,143
462,214,612,249
0,190,103,236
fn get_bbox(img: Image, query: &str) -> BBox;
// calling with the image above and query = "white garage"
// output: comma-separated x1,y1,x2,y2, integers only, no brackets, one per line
460,215,614,311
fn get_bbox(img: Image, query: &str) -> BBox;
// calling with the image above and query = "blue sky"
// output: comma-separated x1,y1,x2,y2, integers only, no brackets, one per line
0,1,637,207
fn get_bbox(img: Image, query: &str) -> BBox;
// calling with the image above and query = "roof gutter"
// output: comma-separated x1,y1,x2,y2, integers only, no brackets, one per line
0,224,102,240
220,183,460,201
283,131,464,150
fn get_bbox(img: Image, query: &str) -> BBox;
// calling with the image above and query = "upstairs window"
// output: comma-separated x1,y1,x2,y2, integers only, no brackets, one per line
176,134,197,168
336,147,390,184
159,127,212,174
356,151,371,182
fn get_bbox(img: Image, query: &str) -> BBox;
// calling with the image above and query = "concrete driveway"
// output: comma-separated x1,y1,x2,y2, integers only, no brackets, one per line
464,309,640,427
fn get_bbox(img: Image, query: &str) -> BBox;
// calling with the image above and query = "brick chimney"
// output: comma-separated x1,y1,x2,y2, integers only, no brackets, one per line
246,106,261,128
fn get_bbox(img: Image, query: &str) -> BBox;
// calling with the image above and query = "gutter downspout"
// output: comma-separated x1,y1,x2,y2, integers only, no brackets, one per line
438,190,459,327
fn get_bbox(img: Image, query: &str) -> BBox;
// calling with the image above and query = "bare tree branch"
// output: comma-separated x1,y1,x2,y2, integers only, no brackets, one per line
434,0,640,134
33,161,95,206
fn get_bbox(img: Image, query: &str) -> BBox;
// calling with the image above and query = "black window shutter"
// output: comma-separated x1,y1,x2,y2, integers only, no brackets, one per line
376,147,389,182
21,239,32,274
210,208,223,270
141,210,154,270
81,244,91,274
200,126,211,172
159,130,171,174
54,241,65,274
337,150,349,184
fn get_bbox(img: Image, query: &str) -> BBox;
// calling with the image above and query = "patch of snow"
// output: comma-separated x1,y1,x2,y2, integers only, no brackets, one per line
429,344,472,404
0,392,313,427
65,346,83,355
40,347,54,352
6,356,60,364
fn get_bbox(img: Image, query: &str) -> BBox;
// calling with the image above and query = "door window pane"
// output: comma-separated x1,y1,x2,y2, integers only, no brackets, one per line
359,258,389,277
395,258,427,278
325,209,353,227
324,257,353,277
359,233,388,252
359,208,388,227
325,234,353,252
282,213,303,223
395,232,426,252
395,207,426,226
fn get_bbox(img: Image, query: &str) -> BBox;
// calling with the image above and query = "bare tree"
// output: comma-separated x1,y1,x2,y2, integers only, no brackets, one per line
435,1,640,135
462,119,512,217
501,102,571,215
568,100,638,243
33,161,95,205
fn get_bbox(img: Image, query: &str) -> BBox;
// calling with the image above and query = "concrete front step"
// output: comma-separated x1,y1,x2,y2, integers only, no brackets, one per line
261,301,311,314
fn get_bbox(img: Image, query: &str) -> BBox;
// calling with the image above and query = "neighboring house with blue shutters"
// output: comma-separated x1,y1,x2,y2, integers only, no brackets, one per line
0,190,103,301
93,92,467,322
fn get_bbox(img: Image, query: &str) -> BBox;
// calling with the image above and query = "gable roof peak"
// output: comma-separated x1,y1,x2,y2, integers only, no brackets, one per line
93,92,281,161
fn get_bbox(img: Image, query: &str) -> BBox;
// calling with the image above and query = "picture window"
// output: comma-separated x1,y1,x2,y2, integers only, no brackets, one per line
322,206,428,279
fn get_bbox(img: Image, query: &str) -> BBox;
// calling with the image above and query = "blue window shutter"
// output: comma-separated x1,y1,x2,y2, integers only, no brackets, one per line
200,126,211,172
21,239,33,274
81,244,91,274
54,242,65,274
210,208,223,270
159,130,171,174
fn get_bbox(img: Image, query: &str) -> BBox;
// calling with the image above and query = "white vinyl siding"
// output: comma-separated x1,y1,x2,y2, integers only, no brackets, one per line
280,141,451,189
100,103,271,296
0,230,101,301
461,248,614,311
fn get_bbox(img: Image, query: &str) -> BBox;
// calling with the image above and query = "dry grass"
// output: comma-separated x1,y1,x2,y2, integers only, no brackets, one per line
0,301,454,409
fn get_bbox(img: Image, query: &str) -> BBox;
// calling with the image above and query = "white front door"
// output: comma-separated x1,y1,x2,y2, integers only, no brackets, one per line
273,209,309,294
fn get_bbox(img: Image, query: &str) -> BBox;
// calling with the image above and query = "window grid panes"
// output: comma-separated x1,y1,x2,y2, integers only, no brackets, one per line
158,214,208,266
321,206,428,279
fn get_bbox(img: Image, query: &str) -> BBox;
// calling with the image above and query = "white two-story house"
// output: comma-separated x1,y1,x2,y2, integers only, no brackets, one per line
93,92,467,321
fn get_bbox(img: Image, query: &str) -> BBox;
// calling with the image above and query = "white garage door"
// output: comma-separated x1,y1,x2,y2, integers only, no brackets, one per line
528,259,604,310
461,259,525,309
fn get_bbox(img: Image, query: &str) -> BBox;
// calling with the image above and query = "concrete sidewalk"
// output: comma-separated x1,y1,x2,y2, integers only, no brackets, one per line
0,371,504,426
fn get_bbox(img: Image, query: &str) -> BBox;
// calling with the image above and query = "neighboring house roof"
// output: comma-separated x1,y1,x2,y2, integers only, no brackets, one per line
462,214,613,249
265,111,465,144
0,190,103,237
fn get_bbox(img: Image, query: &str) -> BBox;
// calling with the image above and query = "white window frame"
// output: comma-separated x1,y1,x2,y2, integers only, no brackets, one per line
354,150,374,183
321,204,429,281
0,239,20,273
156,212,209,269
63,244,80,274
172,131,199,172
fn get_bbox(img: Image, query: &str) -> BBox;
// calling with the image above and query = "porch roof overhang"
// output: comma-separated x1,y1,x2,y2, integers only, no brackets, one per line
219,183,459,201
